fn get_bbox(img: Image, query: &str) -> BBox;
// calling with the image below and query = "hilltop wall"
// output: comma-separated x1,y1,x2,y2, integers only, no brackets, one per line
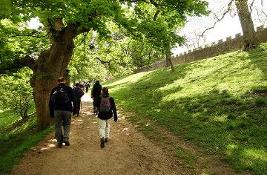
138,26,267,72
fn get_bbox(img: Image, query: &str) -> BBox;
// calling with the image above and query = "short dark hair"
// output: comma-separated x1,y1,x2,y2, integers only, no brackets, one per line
102,87,109,96
58,77,65,83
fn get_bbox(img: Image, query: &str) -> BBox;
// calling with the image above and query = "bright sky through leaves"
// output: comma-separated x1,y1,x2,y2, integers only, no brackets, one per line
26,0,267,56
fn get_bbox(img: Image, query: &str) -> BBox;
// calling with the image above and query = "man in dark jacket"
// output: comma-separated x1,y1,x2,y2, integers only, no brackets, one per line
73,83,84,117
49,77,77,148
91,80,102,114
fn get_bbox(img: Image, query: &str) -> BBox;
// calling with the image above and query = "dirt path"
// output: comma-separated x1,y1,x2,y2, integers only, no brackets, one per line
11,95,190,175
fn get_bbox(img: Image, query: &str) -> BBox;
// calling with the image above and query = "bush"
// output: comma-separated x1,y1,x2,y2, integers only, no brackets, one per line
255,97,266,107
0,68,33,119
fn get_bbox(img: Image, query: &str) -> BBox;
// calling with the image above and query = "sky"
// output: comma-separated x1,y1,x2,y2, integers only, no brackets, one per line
27,0,267,56
172,0,267,55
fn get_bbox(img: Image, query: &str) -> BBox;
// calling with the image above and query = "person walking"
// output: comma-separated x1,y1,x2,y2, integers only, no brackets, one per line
96,87,117,148
49,77,77,148
85,81,90,93
91,80,102,114
73,83,84,117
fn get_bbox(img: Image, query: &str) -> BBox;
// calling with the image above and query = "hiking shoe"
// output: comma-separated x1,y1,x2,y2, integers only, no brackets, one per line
57,143,63,148
100,138,105,148
104,138,108,143
64,141,70,146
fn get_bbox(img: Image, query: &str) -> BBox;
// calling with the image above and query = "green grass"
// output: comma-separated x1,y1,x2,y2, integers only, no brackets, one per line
107,44,267,175
175,147,198,168
0,110,53,174
0,110,18,129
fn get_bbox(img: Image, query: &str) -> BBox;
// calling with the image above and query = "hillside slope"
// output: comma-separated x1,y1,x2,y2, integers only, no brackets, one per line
107,44,267,175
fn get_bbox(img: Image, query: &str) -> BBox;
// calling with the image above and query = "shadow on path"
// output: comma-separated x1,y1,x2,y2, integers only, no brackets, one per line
11,97,188,175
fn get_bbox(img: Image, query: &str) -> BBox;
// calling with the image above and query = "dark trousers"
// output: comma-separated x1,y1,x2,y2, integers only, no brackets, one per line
54,110,71,143
76,99,81,116
92,97,98,113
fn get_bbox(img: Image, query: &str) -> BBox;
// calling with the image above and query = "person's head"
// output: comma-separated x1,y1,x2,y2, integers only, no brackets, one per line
95,80,100,85
75,83,79,87
102,87,109,97
57,77,65,84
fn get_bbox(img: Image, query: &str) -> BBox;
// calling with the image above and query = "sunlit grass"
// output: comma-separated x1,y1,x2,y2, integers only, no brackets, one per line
243,149,267,162
0,110,18,130
159,52,265,103
108,43,267,175
107,71,151,91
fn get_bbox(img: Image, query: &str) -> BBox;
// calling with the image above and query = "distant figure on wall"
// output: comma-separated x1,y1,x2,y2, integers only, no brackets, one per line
91,80,102,114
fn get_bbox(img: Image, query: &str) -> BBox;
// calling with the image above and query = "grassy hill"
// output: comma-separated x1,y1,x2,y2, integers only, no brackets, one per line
106,44,267,175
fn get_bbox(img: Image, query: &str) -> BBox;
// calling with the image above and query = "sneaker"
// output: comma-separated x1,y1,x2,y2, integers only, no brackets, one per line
64,141,70,146
100,138,105,148
57,143,63,148
104,138,108,143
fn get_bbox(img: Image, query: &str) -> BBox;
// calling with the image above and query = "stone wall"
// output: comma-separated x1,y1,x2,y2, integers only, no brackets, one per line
138,26,267,72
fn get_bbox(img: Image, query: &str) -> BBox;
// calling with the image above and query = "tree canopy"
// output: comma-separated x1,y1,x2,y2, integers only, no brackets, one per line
0,0,208,129
1,0,208,74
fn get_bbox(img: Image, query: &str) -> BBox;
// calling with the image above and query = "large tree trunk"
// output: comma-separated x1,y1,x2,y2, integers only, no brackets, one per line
165,50,174,72
31,27,77,130
235,0,257,50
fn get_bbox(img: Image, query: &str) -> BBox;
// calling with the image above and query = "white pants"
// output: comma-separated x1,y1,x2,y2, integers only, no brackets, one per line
98,119,110,139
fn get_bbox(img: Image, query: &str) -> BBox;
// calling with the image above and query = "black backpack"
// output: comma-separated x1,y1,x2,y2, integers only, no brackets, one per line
99,97,111,112
74,87,84,99
51,87,70,105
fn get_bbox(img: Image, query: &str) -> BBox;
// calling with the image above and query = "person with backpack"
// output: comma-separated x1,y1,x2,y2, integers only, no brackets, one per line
49,77,77,148
96,87,117,148
73,83,85,117
91,80,102,114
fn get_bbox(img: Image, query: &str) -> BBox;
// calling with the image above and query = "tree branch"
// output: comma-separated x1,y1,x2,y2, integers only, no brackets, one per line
153,10,160,21
7,33,47,38
149,0,159,7
262,10,267,18
0,55,36,74
249,0,256,12
200,0,235,37
96,57,111,66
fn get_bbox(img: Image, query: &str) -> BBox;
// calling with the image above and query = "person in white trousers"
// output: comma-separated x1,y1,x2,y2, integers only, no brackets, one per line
96,87,118,148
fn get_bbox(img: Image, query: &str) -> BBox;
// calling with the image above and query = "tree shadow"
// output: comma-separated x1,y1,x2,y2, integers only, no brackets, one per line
115,74,266,173
110,45,267,174
155,89,266,173
247,44,267,80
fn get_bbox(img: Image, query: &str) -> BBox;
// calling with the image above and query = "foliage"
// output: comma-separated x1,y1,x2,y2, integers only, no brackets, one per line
1,0,208,130
0,68,34,119
69,30,129,82
69,24,165,81
106,43,267,175
0,19,49,73
1,0,208,73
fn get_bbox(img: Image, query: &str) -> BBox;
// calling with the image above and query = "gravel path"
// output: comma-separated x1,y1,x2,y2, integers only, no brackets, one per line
11,96,187,175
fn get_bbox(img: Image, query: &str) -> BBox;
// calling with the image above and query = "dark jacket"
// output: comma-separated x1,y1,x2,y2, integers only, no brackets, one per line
91,82,102,98
49,83,77,117
96,95,117,121
73,87,84,100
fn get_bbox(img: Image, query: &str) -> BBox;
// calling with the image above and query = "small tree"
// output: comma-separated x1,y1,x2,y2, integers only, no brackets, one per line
0,68,33,120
